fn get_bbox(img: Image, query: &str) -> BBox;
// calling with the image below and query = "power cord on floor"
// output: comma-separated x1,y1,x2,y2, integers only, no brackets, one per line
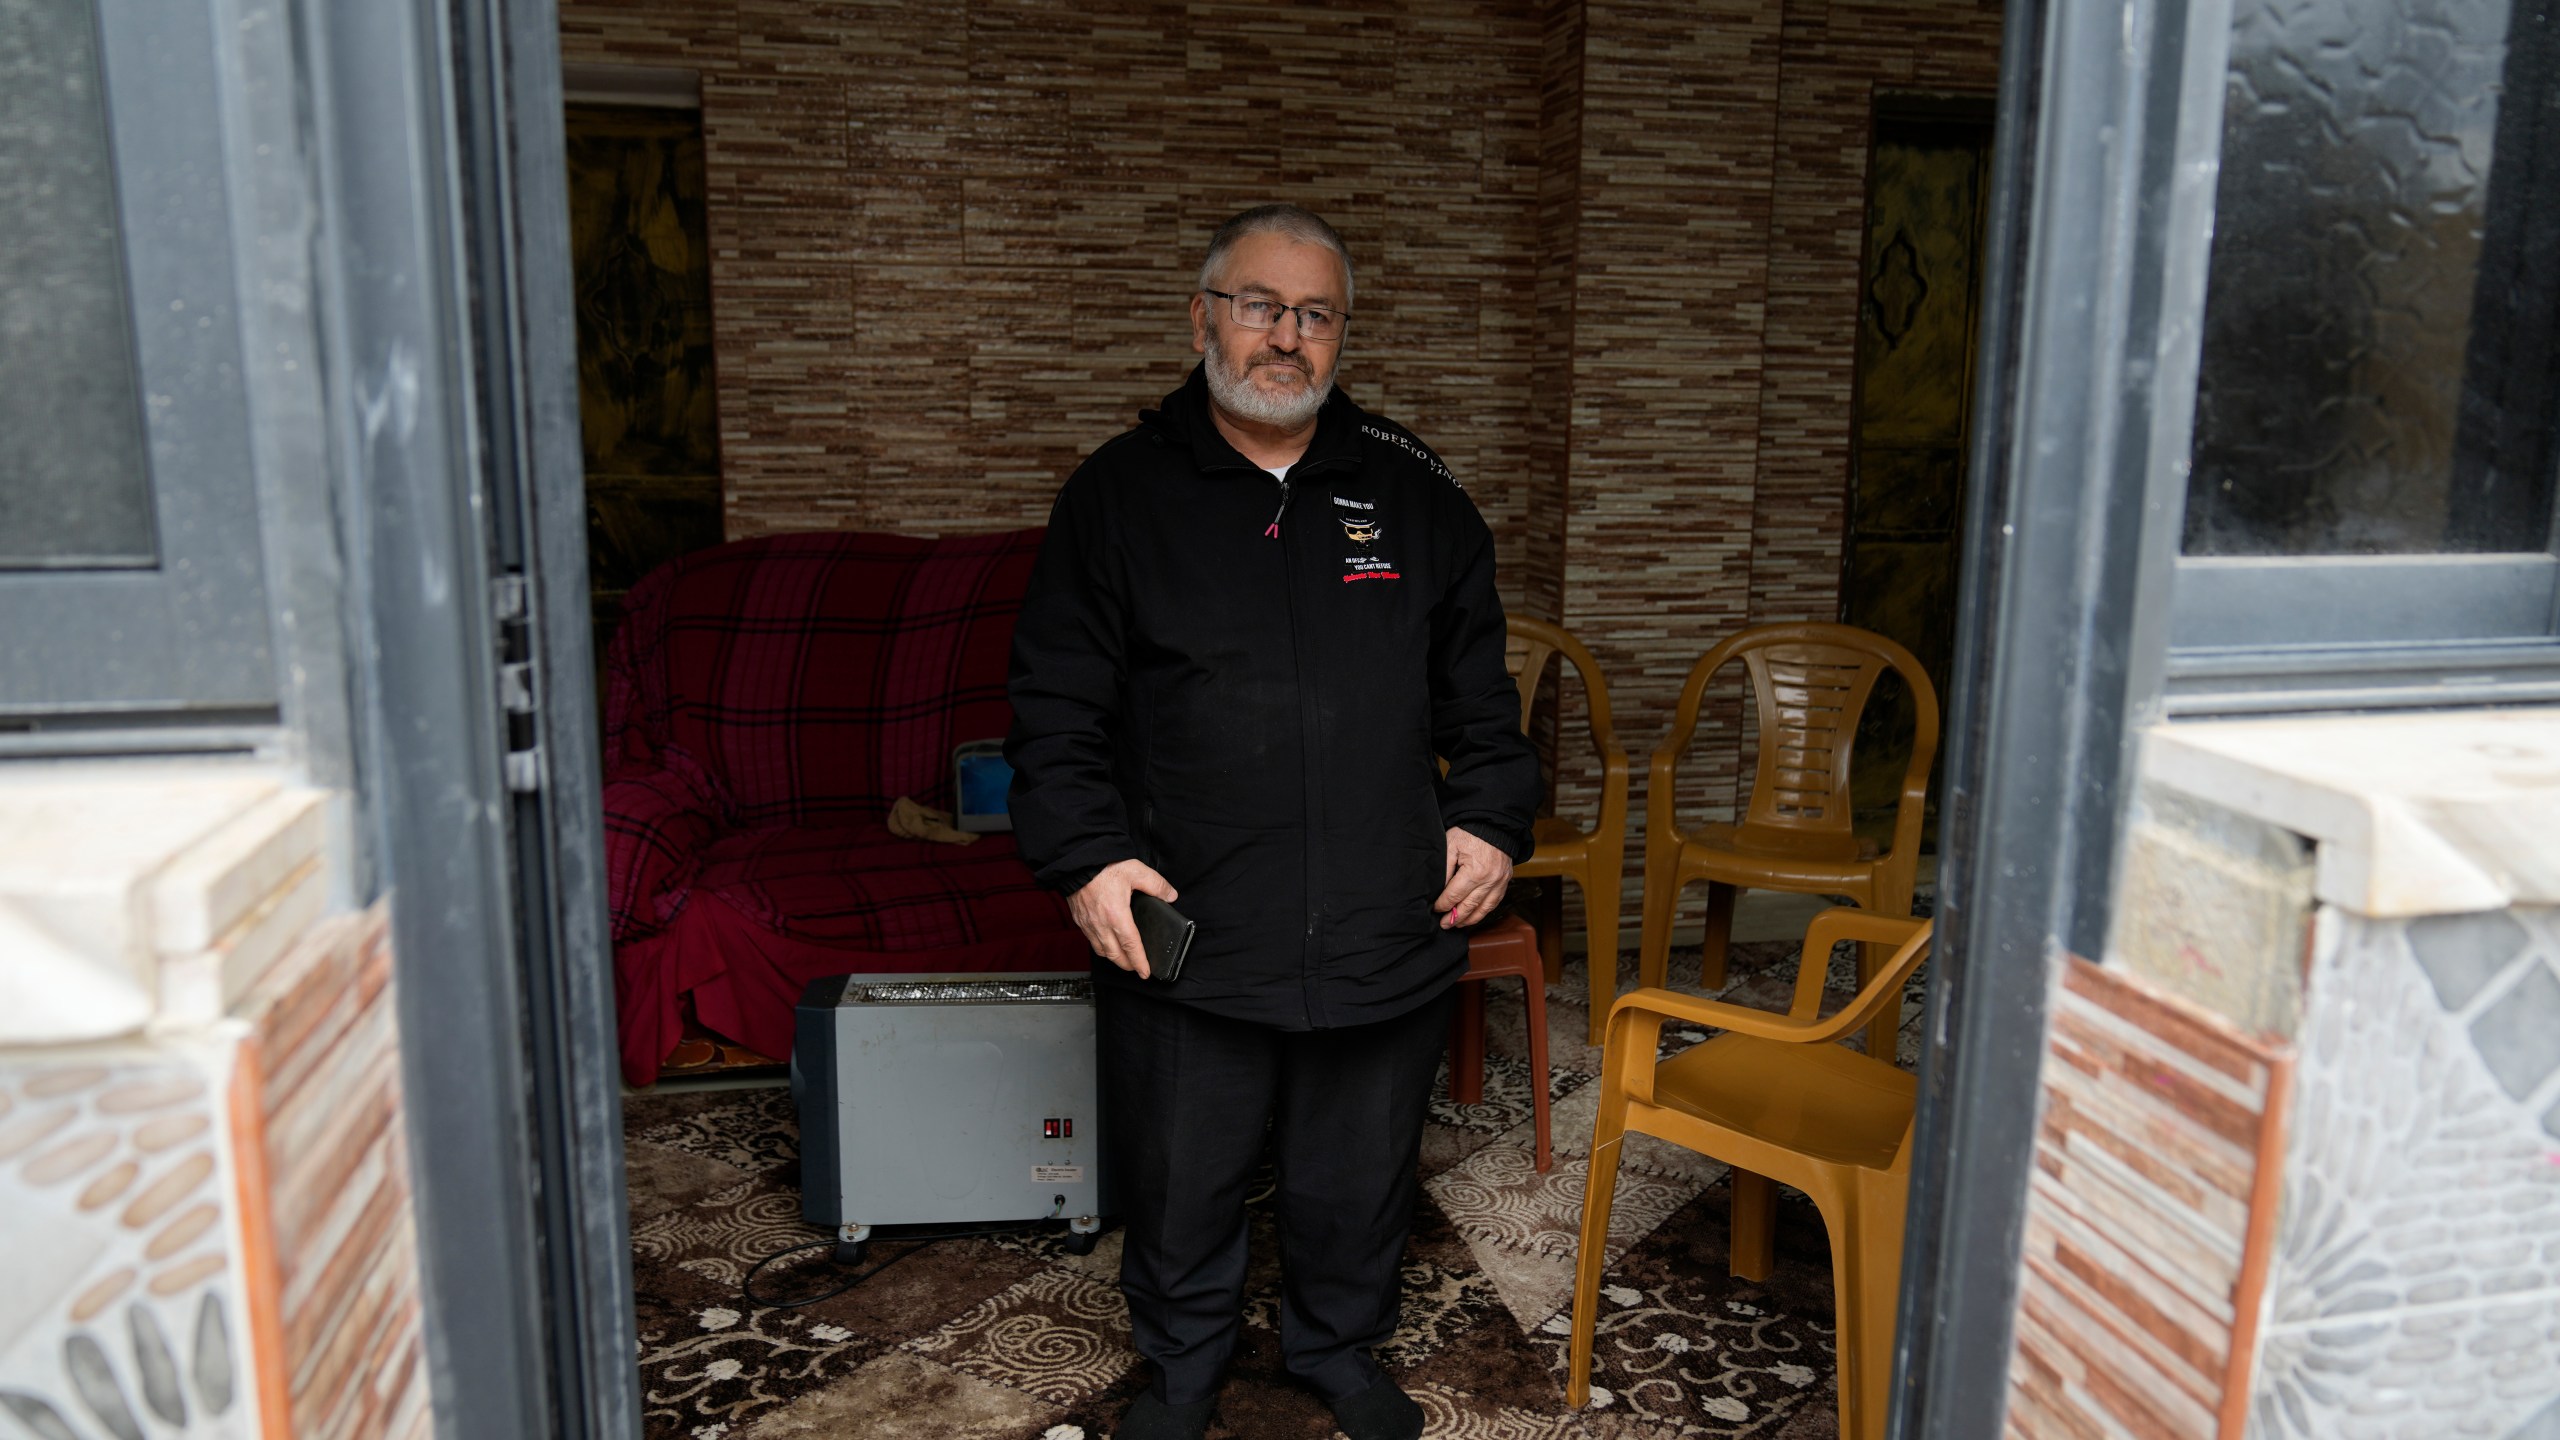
739,1221,1054,1311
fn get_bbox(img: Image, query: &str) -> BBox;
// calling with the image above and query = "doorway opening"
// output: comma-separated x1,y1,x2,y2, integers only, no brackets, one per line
563,71,725,677
1844,94,1996,855
537,25,2019,1440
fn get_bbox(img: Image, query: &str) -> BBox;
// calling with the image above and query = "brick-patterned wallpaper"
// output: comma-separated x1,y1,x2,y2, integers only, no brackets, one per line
1556,0,1784,844
1524,0,1582,632
558,0,1546,600
559,0,2005,931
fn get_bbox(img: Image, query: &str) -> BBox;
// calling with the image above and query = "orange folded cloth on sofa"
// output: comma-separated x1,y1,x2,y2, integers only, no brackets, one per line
888,796,980,846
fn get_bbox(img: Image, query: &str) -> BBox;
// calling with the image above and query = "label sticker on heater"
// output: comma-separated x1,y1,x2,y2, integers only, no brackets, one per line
1032,1165,1085,1183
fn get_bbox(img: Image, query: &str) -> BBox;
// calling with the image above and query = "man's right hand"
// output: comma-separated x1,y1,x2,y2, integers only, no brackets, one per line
1068,859,1180,979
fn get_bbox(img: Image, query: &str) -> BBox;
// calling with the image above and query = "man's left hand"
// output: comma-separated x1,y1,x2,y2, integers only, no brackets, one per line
1435,827,1513,929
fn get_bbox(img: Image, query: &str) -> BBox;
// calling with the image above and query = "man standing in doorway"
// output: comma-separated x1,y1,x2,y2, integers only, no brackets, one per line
1006,205,1542,1440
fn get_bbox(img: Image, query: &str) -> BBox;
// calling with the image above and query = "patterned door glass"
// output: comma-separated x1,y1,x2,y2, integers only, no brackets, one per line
2186,0,2560,556
1843,107,1992,842
566,101,725,670
0,0,156,570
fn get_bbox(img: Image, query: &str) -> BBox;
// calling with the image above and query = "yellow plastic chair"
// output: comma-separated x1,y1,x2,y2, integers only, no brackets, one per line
1566,911,1931,1440
1637,622,1936,1060
1507,618,1630,1046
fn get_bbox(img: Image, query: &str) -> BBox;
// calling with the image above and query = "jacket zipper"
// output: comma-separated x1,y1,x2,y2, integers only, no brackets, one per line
1263,475,1291,538
1273,473,1325,1026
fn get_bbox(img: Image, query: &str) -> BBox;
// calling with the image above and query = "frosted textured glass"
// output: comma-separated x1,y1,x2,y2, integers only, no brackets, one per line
0,0,154,569
2186,0,2559,556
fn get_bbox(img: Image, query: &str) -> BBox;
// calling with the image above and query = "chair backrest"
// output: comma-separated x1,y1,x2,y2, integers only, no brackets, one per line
601,528,1044,827
1668,622,1939,839
1507,616,1621,760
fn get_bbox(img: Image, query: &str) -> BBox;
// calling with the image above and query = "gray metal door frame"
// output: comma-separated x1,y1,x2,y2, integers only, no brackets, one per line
303,0,636,1435
1887,0,2236,1427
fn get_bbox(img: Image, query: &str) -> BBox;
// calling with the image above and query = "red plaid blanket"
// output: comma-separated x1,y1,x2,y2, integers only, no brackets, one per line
601,530,1085,1084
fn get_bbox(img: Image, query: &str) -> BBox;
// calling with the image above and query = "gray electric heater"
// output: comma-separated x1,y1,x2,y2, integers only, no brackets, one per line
792,971,1106,1253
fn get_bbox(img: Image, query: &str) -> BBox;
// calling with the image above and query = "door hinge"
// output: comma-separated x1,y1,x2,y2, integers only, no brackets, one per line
494,572,543,793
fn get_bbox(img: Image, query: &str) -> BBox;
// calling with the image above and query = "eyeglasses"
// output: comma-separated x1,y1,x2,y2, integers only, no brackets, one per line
1202,289,1350,344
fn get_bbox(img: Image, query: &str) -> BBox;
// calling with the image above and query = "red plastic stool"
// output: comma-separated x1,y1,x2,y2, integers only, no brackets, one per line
1447,915,1554,1172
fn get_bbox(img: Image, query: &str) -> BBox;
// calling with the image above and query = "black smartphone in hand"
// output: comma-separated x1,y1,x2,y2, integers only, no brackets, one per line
1130,893,1197,983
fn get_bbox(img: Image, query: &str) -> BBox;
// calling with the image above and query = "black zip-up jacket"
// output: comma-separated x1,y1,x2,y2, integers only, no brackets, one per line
1005,366,1542,1029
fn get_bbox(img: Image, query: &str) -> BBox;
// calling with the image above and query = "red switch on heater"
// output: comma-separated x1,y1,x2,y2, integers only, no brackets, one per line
1062,1118,1073,1138
1042,1119,1060,1138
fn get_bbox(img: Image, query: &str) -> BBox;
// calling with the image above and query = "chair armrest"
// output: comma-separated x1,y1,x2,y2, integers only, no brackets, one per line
1607,986,1829,1044
1598,742,1631,785
1882,770,1930,875
1791,907,1930,1019
1595,742,1631,841
1607,918,1933,1050
1643,747,1687,853
1803,907,1927,957
603,762,727,942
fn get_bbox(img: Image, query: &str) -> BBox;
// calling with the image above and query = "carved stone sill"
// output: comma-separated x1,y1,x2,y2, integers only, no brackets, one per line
0,761,329,1045
2140,707,2560,918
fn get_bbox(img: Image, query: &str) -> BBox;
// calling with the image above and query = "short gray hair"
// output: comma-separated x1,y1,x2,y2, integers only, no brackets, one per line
1197,204,1355,309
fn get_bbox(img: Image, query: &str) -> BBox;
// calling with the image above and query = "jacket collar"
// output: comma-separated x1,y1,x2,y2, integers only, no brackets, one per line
1143,364,1367,477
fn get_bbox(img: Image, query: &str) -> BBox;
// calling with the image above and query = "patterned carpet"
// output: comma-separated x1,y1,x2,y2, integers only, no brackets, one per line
621,938,1927,1440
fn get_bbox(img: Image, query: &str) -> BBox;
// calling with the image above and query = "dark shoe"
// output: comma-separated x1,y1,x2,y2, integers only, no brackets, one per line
1117,1390,1215,1440
1329,1374,1424,1440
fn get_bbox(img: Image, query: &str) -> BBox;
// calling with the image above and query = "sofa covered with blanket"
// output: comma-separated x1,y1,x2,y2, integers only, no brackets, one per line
602,529,1089,1085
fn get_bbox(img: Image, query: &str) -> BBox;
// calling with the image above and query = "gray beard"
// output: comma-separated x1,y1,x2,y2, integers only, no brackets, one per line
1202,329,1334,429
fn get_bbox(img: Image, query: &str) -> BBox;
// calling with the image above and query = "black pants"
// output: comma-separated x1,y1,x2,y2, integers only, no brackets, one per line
1097,980,1458,1406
